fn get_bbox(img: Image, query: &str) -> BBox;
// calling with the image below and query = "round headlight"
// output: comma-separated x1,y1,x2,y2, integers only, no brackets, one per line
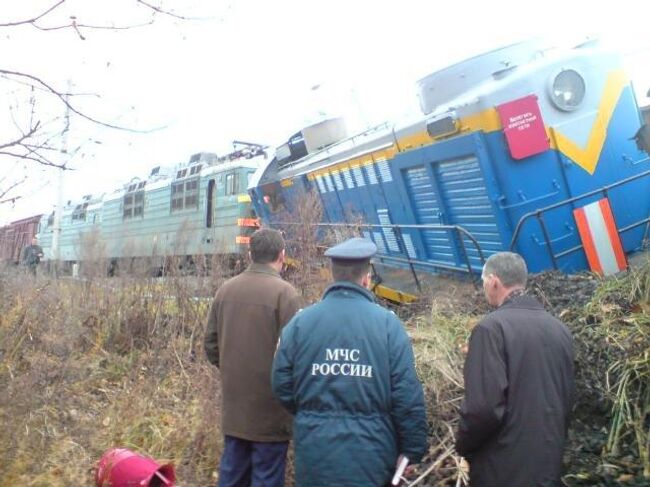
550,69,585,111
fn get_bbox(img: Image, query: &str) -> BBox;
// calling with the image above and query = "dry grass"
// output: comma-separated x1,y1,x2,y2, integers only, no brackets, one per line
0,271,223,486
405,306,477,486
1,259,648,486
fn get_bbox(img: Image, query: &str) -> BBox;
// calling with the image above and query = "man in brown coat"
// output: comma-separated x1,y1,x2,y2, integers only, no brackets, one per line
205,228,302,487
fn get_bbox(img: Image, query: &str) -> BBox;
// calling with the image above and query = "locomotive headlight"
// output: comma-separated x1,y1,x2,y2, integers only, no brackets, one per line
549,69,585,111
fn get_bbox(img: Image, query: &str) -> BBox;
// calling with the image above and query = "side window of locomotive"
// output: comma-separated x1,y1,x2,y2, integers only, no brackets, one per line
124,189,145,219
184,177,199,209
171,181,185,212
134,191,145,217
225,172,239,196
123,193,134,219
72,203,88,223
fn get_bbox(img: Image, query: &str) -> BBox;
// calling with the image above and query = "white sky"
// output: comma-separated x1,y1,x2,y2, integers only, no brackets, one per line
1,0,649,224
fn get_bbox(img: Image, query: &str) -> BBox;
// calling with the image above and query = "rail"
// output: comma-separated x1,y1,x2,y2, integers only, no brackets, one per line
269,221,486,290
509,169,650,269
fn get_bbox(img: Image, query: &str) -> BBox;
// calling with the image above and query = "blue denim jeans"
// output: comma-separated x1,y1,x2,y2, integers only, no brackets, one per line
217,435,289,487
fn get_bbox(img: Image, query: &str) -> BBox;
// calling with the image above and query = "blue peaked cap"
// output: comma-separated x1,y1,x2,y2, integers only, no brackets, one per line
324,237,377,261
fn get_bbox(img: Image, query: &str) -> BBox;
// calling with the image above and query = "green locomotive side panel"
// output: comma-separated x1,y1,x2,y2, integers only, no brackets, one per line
36,152,263,265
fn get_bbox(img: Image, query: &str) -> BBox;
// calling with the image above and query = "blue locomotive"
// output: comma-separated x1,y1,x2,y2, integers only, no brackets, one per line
249,39,650,296
37,144,267,274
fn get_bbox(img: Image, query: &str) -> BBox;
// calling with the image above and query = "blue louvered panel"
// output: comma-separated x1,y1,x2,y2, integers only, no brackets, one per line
403,166,455,264
436,156,503,266
376,209,400,253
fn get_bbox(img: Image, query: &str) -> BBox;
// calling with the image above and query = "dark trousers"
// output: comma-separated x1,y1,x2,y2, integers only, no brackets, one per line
218,435,289,487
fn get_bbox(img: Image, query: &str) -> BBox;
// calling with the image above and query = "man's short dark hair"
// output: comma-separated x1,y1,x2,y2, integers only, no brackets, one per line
331,259,370,283
250,228,284,264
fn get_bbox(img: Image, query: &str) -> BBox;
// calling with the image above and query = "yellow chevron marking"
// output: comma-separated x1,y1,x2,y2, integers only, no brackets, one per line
550,70,627,174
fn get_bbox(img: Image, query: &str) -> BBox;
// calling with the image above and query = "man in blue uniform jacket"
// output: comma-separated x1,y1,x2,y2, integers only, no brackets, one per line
272,237,427,486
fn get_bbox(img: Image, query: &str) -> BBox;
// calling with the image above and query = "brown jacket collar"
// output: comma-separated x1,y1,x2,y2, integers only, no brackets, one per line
246,262,280,277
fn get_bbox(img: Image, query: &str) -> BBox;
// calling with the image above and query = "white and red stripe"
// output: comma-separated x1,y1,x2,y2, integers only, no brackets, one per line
573,198,627,276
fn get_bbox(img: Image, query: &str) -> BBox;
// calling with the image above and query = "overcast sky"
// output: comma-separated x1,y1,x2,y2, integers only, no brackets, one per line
1,0,649,224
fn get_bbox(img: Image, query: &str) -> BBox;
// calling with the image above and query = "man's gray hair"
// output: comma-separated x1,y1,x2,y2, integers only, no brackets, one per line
483,252,528,288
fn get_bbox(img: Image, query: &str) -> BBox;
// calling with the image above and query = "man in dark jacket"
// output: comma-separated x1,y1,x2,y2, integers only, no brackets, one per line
456,252,574,487
22,238,44,276
272,237,427,487
205,228,303,487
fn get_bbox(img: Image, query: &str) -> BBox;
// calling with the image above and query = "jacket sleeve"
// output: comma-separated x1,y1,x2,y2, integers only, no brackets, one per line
271,321,297,414
276,286,303,333
204,298,220,367
456,321,507,457
388,315,428,463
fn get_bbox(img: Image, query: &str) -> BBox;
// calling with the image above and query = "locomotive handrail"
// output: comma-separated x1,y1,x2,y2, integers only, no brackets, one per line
509,168,650,268
497,181,561,210
269,220,486,289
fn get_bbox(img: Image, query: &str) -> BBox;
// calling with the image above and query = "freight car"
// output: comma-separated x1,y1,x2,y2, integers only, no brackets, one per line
37,144,267,274
0,214,42,265
249,39,650,298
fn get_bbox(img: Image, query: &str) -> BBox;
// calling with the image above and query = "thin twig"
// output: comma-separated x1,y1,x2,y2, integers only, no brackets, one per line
0,150,66,169
407,444,455,486
0,176,27,200
136,0,199,20
0,0,66,28
0,123,40,150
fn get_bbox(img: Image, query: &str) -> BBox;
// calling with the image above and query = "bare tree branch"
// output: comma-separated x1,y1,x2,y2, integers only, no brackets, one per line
0,195,22,206
0,123,41,151
0,150,68,169
0,0,191,179
0,69,158,133
33,17,155,35
0,1,66,28
1,0,199,37
136,0,199,21
0,176,28,201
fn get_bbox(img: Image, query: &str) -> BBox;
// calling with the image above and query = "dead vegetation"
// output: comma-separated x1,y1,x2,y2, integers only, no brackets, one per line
403,263,649,486
0,257,648,486
0,267,225,486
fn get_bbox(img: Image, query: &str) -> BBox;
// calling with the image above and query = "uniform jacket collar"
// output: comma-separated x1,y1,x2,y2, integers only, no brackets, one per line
246,262,280,277
322,281,376,302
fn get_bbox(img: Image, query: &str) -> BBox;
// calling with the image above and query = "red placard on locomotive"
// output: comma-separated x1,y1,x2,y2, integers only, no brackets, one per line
496,95,550,160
